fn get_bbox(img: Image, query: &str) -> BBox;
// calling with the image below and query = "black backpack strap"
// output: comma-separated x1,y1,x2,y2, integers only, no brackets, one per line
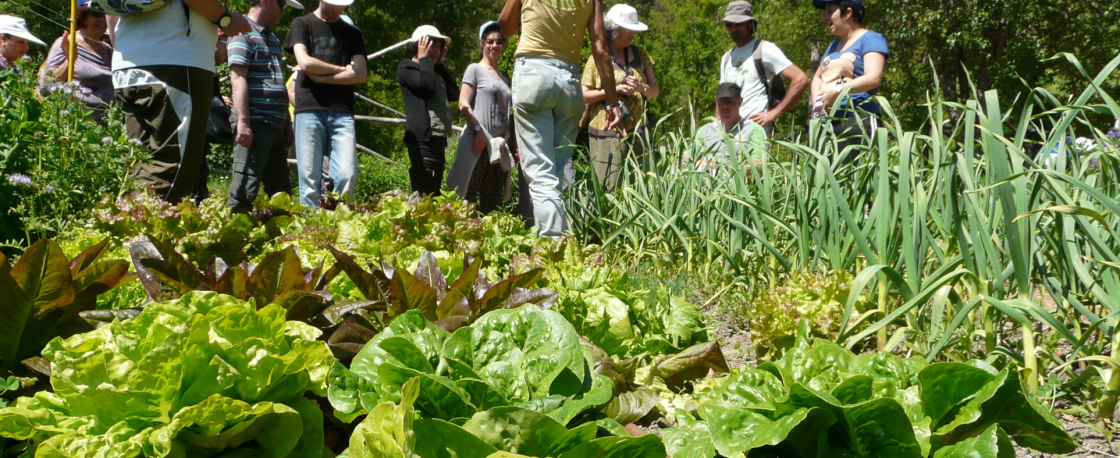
751,39,770,102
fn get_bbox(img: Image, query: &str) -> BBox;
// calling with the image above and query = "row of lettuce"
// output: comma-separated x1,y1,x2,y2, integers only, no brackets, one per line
0,191,1080,457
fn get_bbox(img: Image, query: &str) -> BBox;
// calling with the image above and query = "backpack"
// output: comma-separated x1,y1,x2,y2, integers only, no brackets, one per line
721,40,785,110
89,0,174,16
751,40,786,110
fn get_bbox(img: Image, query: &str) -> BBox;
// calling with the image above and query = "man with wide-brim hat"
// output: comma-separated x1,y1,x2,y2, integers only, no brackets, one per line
283,0,367,207
718,1,808,137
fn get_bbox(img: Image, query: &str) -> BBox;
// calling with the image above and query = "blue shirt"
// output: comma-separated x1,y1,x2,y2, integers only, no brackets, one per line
825,30,889,115
227,19,289,127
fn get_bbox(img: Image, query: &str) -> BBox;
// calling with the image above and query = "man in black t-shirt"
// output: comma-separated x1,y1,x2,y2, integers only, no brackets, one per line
282,0,366,207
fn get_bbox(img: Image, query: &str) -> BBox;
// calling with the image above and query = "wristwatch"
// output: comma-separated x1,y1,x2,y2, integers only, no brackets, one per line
217,9,232,28
473,125,483,132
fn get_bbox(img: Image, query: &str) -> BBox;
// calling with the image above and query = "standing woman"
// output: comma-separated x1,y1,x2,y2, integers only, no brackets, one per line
810,0,887,161
447,21,516,214
0,16,47,75
40,0,114,118
581,4,659,189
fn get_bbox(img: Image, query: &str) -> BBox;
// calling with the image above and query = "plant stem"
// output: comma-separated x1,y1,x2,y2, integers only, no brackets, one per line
1022,322,1038,391
877,278,888,350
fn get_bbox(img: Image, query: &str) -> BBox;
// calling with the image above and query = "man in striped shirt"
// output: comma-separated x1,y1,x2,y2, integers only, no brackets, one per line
226,0,304,212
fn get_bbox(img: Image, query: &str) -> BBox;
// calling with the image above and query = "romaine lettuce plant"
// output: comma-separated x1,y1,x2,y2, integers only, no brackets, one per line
661,323,1079,458
329,305,611,426
0,291,334,458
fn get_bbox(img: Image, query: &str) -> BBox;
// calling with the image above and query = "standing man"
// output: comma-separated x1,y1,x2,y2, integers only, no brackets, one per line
111,0,251,203
499,0,623,238
226,0,304,212
719,1,808,136
111,0,252,202
283,0,366,207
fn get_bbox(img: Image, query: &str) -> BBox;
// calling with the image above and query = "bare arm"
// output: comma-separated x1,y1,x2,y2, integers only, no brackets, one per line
288,71,298,106
587,0,621,129
230,64,253,147
773,64,809,115
459,82,480,128
642,64,660,99
498,0,521,39
820,52,885,109
181,0,250,35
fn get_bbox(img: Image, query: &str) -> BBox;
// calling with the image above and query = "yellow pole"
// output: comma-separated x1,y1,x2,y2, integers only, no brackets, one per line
67,0,77,81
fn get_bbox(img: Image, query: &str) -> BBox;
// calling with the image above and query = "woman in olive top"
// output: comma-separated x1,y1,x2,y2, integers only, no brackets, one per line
499,0,623,238
581,3,659,189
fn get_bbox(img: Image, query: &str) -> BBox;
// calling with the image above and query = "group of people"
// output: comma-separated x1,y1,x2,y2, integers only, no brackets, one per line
0,0,887,238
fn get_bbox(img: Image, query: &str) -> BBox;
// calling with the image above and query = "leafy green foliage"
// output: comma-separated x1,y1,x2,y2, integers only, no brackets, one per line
341,376,667,458
516,240,709,358
661,323,1079,458
749,270,871,360
0,238,131,375
0,291,334,457
329,305,612,426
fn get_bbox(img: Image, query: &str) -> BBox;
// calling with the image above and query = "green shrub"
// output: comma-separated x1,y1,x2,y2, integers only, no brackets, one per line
0,74,144,243
354,153,410,201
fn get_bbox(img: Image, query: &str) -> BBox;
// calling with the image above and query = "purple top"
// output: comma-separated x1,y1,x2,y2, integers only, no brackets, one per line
40,35,114,108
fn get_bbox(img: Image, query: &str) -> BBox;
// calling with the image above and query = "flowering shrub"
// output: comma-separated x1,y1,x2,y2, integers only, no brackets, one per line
0,73,145,243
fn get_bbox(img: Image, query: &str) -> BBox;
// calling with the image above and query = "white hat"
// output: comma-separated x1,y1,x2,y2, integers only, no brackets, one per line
321,0,353,7
0,15,46,46
281,0,305,9
411,25,451,44
605,4,647,32
338,14,354,25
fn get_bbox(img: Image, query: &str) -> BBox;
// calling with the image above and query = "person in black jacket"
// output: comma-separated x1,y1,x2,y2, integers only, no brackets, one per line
398,25,458,196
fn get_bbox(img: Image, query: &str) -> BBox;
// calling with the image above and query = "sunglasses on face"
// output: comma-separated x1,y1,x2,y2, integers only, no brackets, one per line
484,39,504,45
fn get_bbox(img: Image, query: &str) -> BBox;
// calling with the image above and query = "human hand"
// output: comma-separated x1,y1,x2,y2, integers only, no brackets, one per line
472,129,487,154
624,74,640,88
221,11,252,37
604,105,623,130
222,96,234,108
235,121,253,147
748,109,778,127
616,84,636,96
435,45,448,65
418,36,441,60
821,86,840,111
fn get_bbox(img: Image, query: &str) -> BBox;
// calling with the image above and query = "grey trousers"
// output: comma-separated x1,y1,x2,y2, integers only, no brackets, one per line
227,121,292,212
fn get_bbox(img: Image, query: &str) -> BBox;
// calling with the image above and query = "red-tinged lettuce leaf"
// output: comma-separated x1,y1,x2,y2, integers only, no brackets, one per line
69,260,131,313
68,237,113,276
327,316,378,361
387,267,438,321
0,240,76,373
329,247,388,302
414,251,447,298
437,256,482,320
246,246,307,306
649,341,730,391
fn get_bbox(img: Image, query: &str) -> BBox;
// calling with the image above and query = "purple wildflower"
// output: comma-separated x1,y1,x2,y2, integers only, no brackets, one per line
7,173,33,187
1108,128,1120,141
44,185,55,194
129,138,143,146
60,110,71,117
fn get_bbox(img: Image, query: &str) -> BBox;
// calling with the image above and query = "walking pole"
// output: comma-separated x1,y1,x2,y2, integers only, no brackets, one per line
67,0,77,81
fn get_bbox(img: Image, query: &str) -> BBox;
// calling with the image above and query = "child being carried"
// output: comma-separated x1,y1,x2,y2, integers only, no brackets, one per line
812,52,857,118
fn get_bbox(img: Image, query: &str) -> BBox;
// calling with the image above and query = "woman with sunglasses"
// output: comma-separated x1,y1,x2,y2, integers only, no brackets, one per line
40,0,114,117
447,21,515,214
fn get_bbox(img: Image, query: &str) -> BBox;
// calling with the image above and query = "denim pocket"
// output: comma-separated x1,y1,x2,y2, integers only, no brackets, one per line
513,63,553,111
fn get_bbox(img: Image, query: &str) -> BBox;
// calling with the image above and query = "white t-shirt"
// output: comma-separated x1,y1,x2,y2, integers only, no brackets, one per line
112,0,218,72
719,38,793,122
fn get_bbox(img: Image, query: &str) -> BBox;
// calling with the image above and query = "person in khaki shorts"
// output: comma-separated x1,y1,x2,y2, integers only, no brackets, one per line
499,0,623,238
580,3,660,190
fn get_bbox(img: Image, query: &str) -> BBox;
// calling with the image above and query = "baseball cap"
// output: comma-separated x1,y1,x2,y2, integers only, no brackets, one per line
0,15,46,46
478,20,500,41
721,1,756,24
716,82,742,99
321,0,353,7
812,0,863,8
605,4,648,32
412,25,451,44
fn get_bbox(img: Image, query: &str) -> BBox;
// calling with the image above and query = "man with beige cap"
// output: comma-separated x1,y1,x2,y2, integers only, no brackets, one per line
0,15,46,75
283,0,367,207
398,25,458,196
498,0,622,238
719,0,808,136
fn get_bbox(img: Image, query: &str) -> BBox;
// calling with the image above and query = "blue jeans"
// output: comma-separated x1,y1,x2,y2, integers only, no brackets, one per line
511,57,583,238
294,111,357,207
